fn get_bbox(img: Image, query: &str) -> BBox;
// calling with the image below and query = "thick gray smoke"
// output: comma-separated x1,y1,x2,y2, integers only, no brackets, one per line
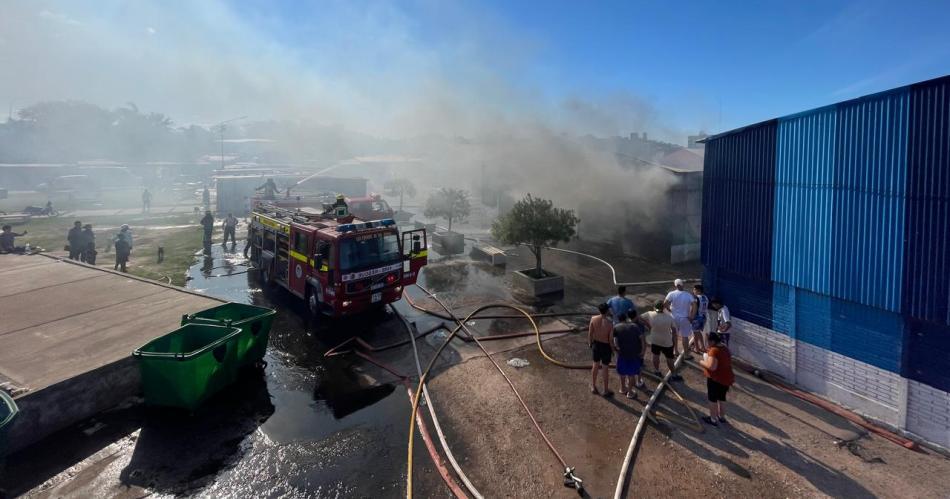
1,0,689,240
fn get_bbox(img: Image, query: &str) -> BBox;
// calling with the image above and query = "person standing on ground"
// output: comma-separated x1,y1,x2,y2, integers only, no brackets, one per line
709,297,733,346
81,224,96,264
0,225,27,253
691,284,710,353
588,303,614,397
699,332,735,426
67,221,83,260
607,285,635,324
222,213,238,246
642,302,681,381
201,210,215,254
665,278,697,359
142,188,152,213
113,225,133,272
613,311,647,400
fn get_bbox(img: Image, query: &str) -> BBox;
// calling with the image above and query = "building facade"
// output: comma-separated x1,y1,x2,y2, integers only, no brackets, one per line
702,75,950,449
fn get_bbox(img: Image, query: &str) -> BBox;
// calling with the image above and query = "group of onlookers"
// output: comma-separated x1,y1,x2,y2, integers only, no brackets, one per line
588,280,735,426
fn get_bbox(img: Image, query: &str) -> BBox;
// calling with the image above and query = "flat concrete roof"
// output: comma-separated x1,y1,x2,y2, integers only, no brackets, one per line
0,254,221,397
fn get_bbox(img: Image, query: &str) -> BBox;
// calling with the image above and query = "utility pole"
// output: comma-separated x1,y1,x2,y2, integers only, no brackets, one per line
215,115,247,169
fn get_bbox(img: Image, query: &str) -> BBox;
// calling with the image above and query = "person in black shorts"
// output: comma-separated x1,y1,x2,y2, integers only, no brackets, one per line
699,332,735,426
588,302,614,397
642,302,679,380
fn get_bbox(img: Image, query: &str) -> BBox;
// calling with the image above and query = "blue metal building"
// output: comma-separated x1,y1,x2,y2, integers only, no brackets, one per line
702,75,950,449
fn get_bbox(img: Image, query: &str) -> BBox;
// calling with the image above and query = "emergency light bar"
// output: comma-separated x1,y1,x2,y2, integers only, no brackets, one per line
338,218,397,233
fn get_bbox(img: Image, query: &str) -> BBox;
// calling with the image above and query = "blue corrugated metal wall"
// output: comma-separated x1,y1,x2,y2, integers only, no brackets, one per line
902,77,950,392
904,319,950,392
904,78,950,326
796,289,832,350
715,269,773,329
701,120,777,282
773,109,837,295
831,90,909,313
830,299,904,373
703,75,950,387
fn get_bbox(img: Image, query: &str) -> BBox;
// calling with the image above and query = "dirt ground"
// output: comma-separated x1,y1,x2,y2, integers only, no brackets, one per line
405,247,950,499
421,329,950,499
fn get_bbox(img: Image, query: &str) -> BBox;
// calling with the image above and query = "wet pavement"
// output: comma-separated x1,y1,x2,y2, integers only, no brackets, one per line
1,235,695,498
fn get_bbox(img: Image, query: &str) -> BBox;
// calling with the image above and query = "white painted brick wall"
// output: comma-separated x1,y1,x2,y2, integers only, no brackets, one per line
907,380,950,450
725,309,950,450
730,317,795,381
796,341,902,426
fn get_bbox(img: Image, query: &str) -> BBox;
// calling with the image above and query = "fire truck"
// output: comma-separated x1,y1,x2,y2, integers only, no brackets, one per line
247,201,427,318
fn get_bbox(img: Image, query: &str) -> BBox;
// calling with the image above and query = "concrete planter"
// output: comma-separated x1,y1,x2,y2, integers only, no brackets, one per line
512,268,564,296
432,230,465,255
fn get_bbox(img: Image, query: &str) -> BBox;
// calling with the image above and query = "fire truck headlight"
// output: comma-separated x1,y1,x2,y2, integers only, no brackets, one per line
342,300,352,308
394,286,402,293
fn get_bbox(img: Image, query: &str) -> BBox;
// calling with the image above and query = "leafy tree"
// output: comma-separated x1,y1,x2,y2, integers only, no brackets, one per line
384,178,417,212
491,194,579,277
424,188,470,232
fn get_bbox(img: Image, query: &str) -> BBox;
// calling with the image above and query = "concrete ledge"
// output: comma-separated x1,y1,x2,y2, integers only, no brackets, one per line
6,356,140,454
512,269,564,296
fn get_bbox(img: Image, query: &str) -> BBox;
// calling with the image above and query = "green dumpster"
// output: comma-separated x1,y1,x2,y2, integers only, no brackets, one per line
1,390,18,456
133,323,242,411
181,303,276,368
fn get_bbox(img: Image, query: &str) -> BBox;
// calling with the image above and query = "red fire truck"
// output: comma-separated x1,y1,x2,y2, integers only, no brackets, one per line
247,202,427,318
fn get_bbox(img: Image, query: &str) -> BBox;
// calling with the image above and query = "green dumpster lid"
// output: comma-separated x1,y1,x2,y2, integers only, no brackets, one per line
132,324,243,360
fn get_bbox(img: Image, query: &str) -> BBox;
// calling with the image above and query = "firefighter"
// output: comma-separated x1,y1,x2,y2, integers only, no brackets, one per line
256,178,281,200
113,225,133,272
200,211,215,254
67,221,83,260
330,194,349,217
222,213,238,246
81,224,96,264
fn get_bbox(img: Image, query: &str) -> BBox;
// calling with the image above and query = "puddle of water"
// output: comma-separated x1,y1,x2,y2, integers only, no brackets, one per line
180,243,417,496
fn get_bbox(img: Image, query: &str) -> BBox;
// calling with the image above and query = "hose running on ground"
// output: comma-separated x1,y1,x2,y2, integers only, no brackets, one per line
391,306,485,499
405,290,702,432
613,353,687,499
407,284,584,497
352,350,469,499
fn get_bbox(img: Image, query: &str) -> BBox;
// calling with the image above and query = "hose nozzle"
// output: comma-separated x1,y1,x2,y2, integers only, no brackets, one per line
563,467,583,494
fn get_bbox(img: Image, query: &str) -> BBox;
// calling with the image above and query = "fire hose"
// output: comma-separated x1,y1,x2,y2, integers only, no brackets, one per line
406,284,586,497
614,352,687,499
350,350,470,498
404,291,702,431
393,306,485,499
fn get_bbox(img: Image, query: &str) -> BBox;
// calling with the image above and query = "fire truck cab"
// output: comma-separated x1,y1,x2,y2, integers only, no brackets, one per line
247,202,427,318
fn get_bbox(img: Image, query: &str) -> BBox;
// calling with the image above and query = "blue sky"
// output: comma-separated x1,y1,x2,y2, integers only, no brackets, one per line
240,0,950,135
5,0,950,140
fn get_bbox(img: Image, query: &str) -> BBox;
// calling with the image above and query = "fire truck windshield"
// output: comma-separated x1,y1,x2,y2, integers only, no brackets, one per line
339,232,400,271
